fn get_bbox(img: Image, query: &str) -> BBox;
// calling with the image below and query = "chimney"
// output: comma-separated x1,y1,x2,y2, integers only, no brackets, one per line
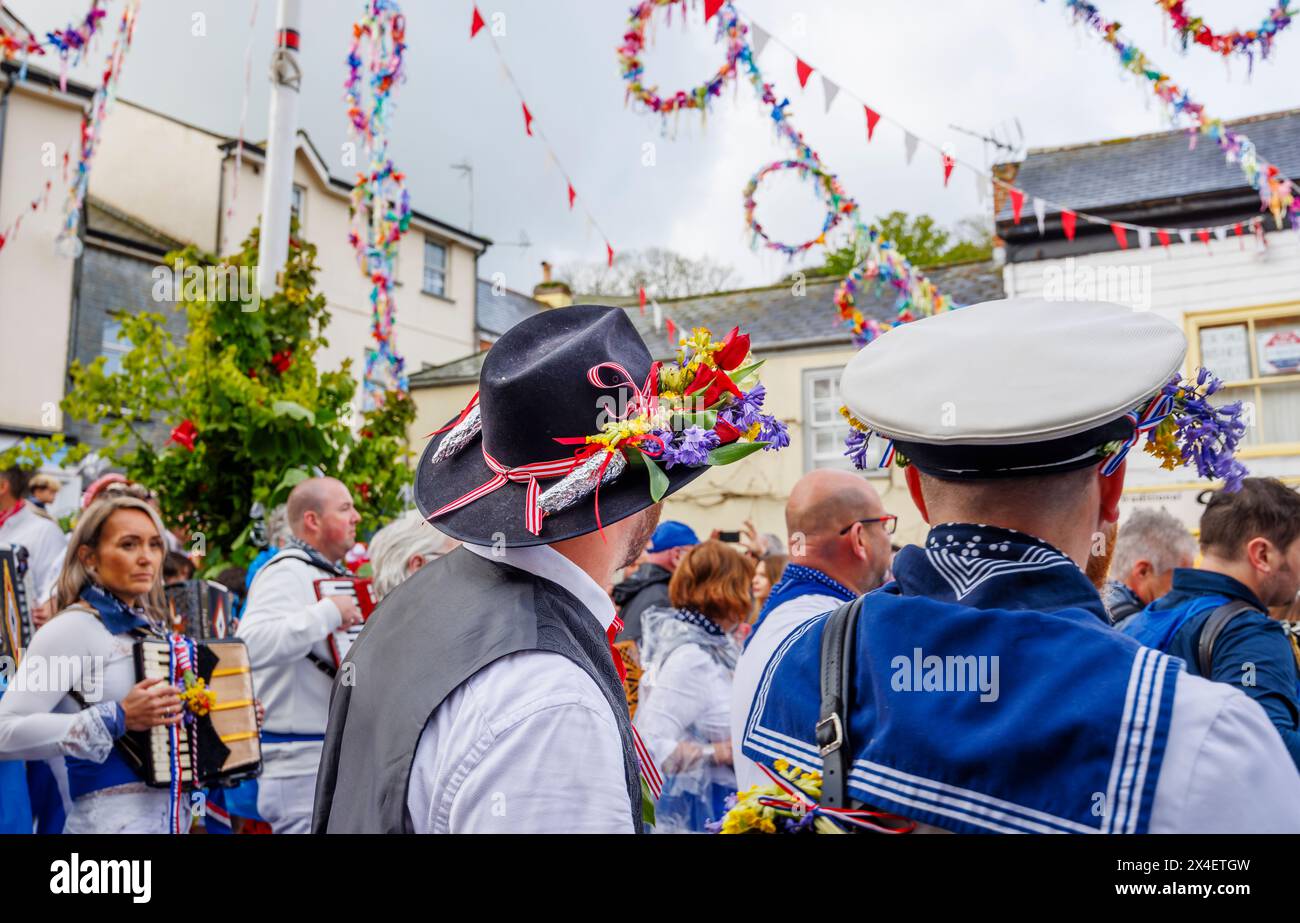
532,258,573,309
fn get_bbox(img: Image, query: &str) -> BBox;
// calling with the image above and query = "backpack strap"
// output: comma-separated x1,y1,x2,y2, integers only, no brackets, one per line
1196,599,1259,677
816,595,863,810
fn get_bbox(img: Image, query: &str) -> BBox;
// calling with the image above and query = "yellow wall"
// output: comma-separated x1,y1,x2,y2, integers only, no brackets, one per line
407,342,931,548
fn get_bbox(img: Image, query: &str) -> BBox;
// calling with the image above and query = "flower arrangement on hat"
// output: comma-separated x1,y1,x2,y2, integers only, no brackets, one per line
708,759,915,834
839,366,1249,491
560,324,790,510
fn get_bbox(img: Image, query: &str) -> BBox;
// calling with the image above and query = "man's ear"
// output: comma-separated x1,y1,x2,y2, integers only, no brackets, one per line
904,466,930,524
1246,536,1275,574
1097,459,1126,524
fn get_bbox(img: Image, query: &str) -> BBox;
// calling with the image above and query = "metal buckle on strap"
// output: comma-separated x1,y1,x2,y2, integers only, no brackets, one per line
815,712,844,757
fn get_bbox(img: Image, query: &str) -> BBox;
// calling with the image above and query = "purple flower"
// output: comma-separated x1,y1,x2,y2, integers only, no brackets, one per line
1161,371,1250,492
721,384,766,431
844,429,871,469
757,413,790,451
661,425,719,469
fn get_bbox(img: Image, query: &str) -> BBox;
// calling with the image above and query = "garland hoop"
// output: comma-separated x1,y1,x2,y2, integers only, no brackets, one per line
619,0,746,116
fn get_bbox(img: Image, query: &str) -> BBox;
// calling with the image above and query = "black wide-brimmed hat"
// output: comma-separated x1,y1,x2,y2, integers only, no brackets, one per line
415,305,709,547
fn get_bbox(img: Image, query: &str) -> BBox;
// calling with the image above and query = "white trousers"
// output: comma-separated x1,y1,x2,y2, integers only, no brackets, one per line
256,774,317,834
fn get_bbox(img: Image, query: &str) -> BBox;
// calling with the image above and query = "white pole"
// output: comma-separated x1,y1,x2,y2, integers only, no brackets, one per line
256,0,303,298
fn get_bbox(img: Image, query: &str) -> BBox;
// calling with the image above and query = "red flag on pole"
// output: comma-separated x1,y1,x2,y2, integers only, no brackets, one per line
1061,209,1077,242
638,287,647,315
567,183,575,209
1157,228,1171,248
470,6,486,38
704,0,725,21
665,317,677,344
1008,187,1025,224
522,103,534,136
864,105,881,142
796,58,813,88
606,243,615,267
1111,223,1128,249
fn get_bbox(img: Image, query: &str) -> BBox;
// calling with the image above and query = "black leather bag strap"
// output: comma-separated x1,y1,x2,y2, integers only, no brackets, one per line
816,595,863,810
1196,599,1257,677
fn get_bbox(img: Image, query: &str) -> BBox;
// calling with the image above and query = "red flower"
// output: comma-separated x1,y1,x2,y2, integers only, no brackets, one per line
270,350,293,374
685,364,742,408
712,326,751,371
169,420,197,452
714,420,743,444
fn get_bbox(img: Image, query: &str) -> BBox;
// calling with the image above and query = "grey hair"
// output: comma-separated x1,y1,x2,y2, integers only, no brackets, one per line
55,495,168,617
369,510,458,600
1112,509,1197,581
266,503,293,548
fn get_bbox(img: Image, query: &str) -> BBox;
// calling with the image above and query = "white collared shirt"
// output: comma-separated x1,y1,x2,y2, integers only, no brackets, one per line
405,542,634,833
0,502,68,605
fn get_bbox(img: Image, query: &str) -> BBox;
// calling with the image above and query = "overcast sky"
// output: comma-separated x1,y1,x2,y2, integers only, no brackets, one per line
11,0,1300,293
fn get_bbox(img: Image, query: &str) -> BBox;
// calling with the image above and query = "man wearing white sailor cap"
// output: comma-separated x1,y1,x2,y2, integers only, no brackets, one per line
740,297,1300,833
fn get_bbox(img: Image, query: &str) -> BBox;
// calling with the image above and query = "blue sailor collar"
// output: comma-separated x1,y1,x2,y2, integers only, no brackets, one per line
79,584,152,636
748,564,858,649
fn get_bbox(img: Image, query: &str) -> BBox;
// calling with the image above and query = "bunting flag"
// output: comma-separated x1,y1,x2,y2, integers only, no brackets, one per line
1214,226,1228,242
704,0,725,22
638,286,646,315
1111,223,1128,249
1179,228,1193,245
795,57,813,88
606,242,615,267
665,316,677,345
1061,209,1077,241
863,105,880,142
942,153,955,187
1033,197,1047,235
1009,186,1025,224
567,182,576,209
652,299,662,331
522,102,534,136
903,131,919,165
1138,227,1152,249
749,21,770,56
1158,228,1172,247
470,5,485,38
821,74,839,113
1196,227,1211,245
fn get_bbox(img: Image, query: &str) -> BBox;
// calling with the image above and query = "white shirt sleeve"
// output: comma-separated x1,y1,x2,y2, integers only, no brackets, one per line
0,610,114,762
236,558,342,669
408,651,635,834
1150,672,1300,833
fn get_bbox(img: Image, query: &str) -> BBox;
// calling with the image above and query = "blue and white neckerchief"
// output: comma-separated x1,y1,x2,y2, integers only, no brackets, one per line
286,536,349,577
673,607,724,637
748,564,858,648
79,584,154,636
742,522,1179,834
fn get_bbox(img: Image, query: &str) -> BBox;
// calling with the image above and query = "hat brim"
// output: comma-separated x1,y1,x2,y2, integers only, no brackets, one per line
414,419,710,547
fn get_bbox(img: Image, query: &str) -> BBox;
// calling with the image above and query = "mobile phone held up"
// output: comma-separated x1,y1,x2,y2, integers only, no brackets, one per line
717,530,741,544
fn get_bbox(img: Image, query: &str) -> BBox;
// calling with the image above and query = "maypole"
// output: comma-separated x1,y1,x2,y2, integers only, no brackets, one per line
255,0,302,299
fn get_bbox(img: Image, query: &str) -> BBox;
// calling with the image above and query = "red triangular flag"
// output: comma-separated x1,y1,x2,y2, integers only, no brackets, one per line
638,287,647,315
470,6,485,38
796,58,813,88
1157,228,1171,248
1008,187,1025,224
567,183,576,209
665,317,677,344
1197,228,1210,245
864,105,880,142
704,0,725,21
942,154,955,187
1061,209,1077,242
606,243,615,267
522,103,534,136
1111,223,1128,249
1234,222,1243,236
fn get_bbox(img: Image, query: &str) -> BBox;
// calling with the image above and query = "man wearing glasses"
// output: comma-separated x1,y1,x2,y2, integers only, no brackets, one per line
731,469,893,792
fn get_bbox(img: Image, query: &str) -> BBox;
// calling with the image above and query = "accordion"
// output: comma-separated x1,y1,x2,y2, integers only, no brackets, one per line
164,579,236,640
313,577,377,669
126,637,262,789
0,544,35,663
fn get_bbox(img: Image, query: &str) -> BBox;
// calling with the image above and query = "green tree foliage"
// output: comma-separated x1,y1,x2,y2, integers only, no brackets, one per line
816,211,993,276
0,226,414,568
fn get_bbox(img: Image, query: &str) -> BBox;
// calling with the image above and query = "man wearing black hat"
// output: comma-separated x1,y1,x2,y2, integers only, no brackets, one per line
314,306,782,832
740,298,1300,833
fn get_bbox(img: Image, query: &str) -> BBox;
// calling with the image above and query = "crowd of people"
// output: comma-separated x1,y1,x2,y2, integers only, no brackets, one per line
2,297,1300,835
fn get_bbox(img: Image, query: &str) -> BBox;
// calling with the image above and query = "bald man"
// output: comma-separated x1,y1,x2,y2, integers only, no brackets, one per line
236,477,361,833
730,470,892,791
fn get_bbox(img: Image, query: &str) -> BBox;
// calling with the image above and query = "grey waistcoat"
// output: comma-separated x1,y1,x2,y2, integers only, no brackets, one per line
312,546,643,833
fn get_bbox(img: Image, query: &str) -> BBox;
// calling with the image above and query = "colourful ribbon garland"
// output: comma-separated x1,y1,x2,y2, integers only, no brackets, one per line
1155,0,1294,66
345,0,411,405
0,0,108,89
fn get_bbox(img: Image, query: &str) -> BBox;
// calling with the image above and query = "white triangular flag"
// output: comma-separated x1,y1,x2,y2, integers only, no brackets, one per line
749,22,769,57
974,170,987,203
1138,227,1151,249
903,132,919,165
1214,226,1227,242
1033,197,1047,236
652,300,662,331
821,75,839,113
1178,228,1192,246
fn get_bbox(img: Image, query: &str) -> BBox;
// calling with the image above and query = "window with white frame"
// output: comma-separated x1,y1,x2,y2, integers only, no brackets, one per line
1196,311,1300,447
803,367,887,474
101,318,129,376
423,238,447,297
290,184,306,226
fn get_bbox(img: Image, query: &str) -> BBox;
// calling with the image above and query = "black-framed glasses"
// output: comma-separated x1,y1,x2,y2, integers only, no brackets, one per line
840,515,898,536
